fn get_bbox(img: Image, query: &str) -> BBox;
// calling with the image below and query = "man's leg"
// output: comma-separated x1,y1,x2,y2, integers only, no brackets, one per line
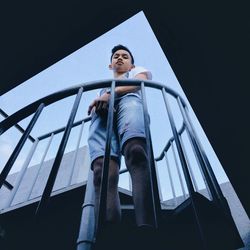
92,157,121,223
123,138,154,227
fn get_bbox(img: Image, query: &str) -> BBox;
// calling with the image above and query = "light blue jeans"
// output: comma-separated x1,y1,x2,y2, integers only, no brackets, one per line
88,94,146,167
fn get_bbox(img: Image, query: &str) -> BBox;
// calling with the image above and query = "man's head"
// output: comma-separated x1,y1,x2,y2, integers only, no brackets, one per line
109,44,135,76
110,44,134,64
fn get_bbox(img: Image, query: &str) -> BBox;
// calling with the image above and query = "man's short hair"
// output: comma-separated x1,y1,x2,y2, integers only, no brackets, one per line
111,44,135,64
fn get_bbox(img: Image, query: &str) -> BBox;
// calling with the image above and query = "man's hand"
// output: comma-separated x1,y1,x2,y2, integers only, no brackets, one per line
88,92,110,116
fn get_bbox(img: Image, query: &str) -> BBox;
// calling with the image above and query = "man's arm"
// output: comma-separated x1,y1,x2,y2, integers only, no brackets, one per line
88,72,149,116
114,72,148,95
88,92,110,116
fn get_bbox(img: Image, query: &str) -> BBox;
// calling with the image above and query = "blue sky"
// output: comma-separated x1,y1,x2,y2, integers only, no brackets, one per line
0,11,229,200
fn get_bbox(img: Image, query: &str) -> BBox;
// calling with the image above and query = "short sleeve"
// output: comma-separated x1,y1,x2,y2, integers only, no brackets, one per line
129,66,152,80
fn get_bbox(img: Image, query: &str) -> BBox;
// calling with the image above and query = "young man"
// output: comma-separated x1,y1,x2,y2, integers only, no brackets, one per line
88,44,155,230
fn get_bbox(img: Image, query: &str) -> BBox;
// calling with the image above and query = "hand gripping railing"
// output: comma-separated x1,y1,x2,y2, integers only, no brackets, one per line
0,79,229,250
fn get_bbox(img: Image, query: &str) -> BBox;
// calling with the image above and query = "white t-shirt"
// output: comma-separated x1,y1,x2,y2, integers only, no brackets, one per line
99,66,152,98
126,66,152,80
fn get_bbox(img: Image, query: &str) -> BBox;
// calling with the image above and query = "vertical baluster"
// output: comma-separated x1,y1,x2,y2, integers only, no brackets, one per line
0,103,44,189
162,88,208,249
179,134,200,193
96,81,116,233
161,88,195,195
76,170,95,250
67,121,85,186
176,97,223,204
154,160,163,202
141,82,161,228
36,87,83,215
4,138,39,208
164,152,177,206
171,141,188,199
180,126,213,200
27,133,54,200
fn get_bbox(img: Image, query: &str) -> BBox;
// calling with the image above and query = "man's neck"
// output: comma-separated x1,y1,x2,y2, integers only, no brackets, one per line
113,71,127,79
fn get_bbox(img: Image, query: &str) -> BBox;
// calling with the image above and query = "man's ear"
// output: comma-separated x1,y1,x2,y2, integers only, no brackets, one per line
129,64,135,70
109,64,113,70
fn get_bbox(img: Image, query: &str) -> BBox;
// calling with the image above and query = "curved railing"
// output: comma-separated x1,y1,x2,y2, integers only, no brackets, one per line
0,79,228,250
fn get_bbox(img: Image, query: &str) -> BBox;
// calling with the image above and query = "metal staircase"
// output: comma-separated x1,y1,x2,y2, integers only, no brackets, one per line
0,79,244,250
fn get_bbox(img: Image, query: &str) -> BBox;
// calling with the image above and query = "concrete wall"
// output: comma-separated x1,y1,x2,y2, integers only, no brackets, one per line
0,146,90,211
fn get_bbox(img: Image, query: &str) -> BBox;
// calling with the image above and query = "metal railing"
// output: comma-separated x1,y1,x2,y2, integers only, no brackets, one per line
0,79,229,250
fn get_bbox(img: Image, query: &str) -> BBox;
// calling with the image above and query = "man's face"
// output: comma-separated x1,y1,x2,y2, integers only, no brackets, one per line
109,49,134,73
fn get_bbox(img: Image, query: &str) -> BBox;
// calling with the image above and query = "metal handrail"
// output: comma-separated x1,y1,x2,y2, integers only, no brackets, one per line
0,78,223,204
119,122,185,177
36,87,83,214
37,117,91,140
0,79,228,250
0,103,45,189
0,79,186,193
155,122,186,161
0,79,186,136
0,79,187,204
0,108,35,142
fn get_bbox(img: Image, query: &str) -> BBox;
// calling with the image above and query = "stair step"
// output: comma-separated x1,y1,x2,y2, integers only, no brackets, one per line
93,193,244,250
0,187,244,250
